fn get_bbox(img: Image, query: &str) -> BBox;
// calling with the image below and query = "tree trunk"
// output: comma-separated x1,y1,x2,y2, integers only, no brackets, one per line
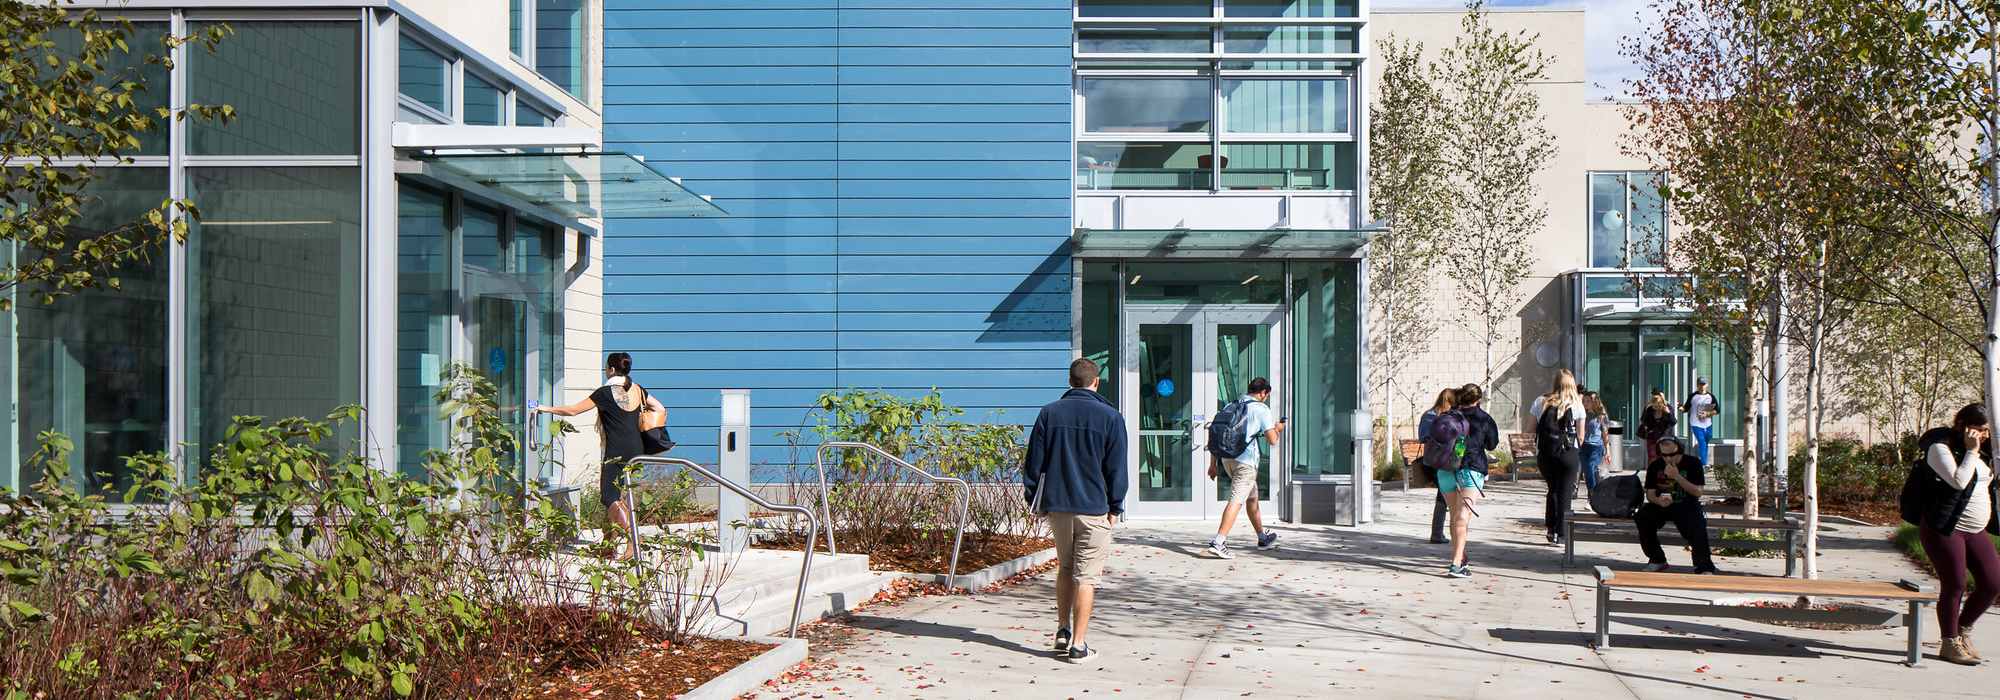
1742,343,1762,519
1803,306,1825,580
1771,269,1790,523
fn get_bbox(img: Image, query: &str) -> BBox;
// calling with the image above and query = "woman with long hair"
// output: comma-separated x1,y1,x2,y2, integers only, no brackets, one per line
1531,369,1585,544
535,352,661,560
1580,391,1610,492
1638,390,1677,463
1911,403,1999,665
1420,387,1458,545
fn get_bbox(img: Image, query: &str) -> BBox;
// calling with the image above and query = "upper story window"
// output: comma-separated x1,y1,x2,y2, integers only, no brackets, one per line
396,28,562,129
1074,1,1361,192
1589,171,1668,268
511,0,590,101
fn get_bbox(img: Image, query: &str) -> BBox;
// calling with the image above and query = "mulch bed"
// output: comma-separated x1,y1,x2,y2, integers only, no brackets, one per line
753,532,1053,574
655,510,783,526
1743,600,1894,631
514,636,775,700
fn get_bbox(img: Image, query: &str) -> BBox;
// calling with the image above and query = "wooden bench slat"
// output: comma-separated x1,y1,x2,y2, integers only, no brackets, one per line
1599,570,1931,600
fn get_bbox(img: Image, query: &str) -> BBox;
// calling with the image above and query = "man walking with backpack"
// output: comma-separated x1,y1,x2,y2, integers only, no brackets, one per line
1205,377,1285,559
1023,358,1128,662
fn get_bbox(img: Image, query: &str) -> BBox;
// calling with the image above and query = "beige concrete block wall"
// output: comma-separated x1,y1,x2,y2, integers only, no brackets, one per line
1368,9,1625,439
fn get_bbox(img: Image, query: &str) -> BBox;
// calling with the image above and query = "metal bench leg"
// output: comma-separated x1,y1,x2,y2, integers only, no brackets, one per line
1564,520,1576,567
1595,582,1612,649
1908,600,1925,667
1784,530,1797,578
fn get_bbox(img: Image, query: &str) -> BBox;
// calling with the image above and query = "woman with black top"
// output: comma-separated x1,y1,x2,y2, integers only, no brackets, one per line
536,352,661,559
1638,390,1677,463
1530,370,1585,544
1911,403,2000,665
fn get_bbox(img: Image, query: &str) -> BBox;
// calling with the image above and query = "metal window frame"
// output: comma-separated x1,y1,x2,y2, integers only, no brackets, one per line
1586,170,1672,272
502,0,592,103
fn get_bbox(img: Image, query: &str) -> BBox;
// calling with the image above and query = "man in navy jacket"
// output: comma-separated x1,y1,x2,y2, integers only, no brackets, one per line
1023,358,1128,662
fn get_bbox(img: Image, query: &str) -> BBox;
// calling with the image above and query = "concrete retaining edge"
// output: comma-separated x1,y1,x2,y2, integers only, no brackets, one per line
897,547,1057,591
681,635,808,700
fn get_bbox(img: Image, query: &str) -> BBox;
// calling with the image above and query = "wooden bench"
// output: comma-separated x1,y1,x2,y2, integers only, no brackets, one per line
1591,566,1935,666
1398,439,1431,488
1565,514,1801,576
1503,433,1539,481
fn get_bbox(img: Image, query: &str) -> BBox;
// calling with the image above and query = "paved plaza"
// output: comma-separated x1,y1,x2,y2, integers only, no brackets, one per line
757,481,1997,699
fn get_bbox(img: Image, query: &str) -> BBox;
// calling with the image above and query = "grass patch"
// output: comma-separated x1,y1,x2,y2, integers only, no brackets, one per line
1892,523,1998,576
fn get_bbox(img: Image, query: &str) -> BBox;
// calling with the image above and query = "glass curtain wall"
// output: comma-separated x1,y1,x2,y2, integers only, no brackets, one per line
1075,1,1360,192
1581,324,1745,442
1081,263,1122,407
8,170,170,495
1290,261,1358,478
397,186,451,478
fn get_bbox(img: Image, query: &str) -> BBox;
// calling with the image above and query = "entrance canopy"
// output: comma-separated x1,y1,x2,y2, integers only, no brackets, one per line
1073,228,1376,259
411,151,724,221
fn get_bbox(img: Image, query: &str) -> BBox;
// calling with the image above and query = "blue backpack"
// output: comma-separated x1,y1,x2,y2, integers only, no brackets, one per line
1206,400,1253,460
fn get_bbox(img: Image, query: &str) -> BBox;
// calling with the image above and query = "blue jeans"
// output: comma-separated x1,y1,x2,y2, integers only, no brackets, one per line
1690,425,1713,464
1579,442,1604,491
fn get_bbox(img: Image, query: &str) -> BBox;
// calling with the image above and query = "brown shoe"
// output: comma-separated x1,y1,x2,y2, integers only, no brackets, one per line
1961,630,1983,661
1943,635,1980,666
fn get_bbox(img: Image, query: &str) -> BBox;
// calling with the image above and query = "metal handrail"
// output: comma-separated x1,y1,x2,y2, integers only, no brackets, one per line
625,455,820,638
814,441,971,593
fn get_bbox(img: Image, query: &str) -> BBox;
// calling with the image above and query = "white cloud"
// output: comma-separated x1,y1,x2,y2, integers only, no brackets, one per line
1370,0,1657,98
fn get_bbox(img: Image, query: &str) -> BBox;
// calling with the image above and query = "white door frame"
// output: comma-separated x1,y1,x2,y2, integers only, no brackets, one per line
1120,305,1285,520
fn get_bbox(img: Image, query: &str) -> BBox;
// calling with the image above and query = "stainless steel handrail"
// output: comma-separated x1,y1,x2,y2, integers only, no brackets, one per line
814,441,971,593
624,455,820,638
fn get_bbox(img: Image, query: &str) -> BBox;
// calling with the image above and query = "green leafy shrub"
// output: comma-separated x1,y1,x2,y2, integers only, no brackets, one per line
1787,436,1912,506
0,364,724,699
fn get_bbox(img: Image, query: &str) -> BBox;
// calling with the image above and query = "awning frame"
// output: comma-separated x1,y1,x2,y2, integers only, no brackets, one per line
1071,227,1381,259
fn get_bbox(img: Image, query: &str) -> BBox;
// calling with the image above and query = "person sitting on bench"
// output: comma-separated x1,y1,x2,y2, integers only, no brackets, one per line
1636,436,1720,574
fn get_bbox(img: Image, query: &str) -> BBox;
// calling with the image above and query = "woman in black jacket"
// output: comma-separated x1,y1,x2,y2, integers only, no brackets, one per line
1638,390,1677,463
1913,403,2000,665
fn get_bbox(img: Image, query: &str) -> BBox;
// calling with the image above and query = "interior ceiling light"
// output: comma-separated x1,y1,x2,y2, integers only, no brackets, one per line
1240,274,1261,285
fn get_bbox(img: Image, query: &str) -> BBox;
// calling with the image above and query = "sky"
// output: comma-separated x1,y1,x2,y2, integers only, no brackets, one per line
1372,0,1655,99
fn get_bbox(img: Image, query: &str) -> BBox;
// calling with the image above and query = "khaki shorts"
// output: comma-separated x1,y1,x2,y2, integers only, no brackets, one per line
1223,458,1260,504
1048,512,1114,585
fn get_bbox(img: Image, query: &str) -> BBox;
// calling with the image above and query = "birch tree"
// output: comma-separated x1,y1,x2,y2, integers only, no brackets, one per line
1440,2,1553,391
1367,36,1454,454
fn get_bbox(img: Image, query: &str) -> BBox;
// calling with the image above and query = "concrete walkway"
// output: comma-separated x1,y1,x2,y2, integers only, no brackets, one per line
755,481,1996,699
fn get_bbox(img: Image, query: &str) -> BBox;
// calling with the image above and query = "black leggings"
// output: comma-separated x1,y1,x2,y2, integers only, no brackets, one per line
1635,501,1714,570
1539,449,1579,536
1919,526,2000,638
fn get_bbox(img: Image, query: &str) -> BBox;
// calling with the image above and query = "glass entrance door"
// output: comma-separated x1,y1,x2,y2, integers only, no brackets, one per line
1643,353,1692,440
1121,307,1284,519
467,273,544,485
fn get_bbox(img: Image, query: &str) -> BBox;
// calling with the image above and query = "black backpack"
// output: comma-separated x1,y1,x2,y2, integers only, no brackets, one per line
1535,402,1578,456
1590,470,1646,517
1207,400,1253,460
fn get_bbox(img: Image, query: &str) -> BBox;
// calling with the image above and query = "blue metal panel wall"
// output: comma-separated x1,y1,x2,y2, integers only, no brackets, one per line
604,1,1075,476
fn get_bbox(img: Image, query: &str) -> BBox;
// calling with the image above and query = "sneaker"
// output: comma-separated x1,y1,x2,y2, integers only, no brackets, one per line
1944,635,1980,666
1256,531,1280,550
1692,566,1721,576
1067,643,1098,663
1642,562,1670,573
1429,535,1448,545
1547,531,1560,544
1205,541,1234,559
1445,563,1471,578
1054,626,1071,651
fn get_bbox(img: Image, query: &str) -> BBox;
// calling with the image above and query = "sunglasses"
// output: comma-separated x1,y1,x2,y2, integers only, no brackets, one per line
1659,450,1682,458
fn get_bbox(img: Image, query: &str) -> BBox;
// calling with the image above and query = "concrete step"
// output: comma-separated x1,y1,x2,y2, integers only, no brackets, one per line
708,569,892,638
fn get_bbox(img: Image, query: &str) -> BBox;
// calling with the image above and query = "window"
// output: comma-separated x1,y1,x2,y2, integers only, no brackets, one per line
1222,78,1349,133
464,72,505,126
1077,27,1211,54
1083,78,1210,133
1078,0,1213,17
190,21,360,156
1290,261,1360,478
185,167,363,465
1076,7,1360,192
397,186,451,478
189,21,360,156
10,169,169,496
522,101,558,127
1589,171,1669,268
1226,0,1360,18
1078,142,1211,190
513,0,590,99
47,22,172,156
399,33,450,116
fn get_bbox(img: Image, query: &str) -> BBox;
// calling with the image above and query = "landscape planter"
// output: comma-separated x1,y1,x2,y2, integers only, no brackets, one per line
897,546,1057,591
677,635,808,700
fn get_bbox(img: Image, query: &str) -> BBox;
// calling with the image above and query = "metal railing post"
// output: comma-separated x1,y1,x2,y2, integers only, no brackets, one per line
815,441,972,593
625,455,819,638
